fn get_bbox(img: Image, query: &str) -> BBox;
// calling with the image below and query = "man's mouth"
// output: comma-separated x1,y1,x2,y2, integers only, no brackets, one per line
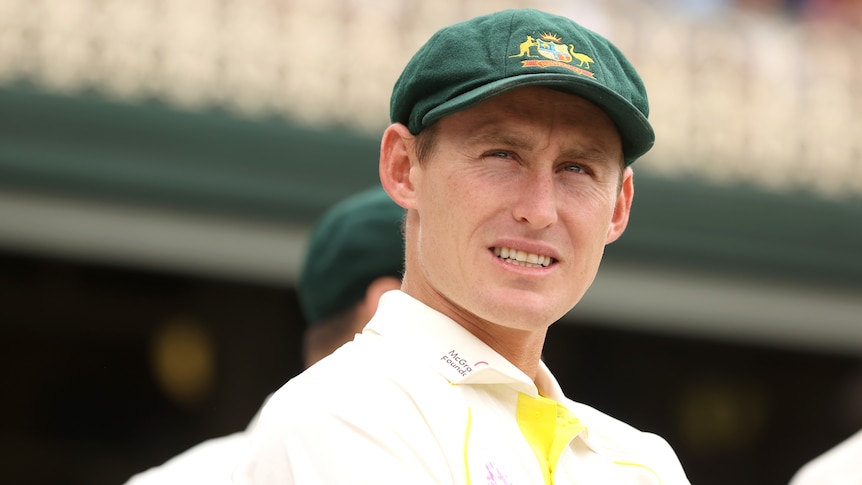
492,247,555,268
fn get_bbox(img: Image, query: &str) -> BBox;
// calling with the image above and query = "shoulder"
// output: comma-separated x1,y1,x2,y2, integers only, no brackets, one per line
567,400,691,484
235,335,457,484
125,432,248,485
251,331,452,437
790,429,862,485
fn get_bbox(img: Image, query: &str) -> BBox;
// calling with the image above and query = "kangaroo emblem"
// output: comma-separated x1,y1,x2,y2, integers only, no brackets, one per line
509,36,537,58
569,46,594,68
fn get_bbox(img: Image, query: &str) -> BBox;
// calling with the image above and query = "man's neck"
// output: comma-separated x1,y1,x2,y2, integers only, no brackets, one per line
400,280,549,379
459,320,547,380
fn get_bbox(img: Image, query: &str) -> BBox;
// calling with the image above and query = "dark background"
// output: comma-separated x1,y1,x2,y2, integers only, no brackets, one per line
3,249,859,485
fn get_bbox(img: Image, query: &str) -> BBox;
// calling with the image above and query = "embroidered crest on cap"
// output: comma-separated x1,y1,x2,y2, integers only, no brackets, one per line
509,33,596,79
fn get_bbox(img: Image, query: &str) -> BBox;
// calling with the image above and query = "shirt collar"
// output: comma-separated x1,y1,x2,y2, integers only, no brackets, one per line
364,290,540,396
365,291,595,444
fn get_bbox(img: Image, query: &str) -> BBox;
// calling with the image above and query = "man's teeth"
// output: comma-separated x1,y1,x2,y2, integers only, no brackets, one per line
493,247,552,268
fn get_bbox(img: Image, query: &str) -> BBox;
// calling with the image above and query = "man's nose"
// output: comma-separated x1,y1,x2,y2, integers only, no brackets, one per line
512,171,558,228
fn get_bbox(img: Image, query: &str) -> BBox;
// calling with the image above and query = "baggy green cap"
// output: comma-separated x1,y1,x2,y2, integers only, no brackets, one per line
298,187,405,326
390,9,654,165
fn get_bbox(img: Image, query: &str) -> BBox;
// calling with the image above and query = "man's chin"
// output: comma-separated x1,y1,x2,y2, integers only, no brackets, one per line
477,291,571,329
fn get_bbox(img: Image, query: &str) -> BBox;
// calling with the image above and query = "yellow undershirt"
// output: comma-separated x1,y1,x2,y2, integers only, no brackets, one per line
516,392,586,484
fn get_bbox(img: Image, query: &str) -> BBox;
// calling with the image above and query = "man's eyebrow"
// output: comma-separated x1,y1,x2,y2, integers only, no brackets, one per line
559,146,618,161
465,131,533,149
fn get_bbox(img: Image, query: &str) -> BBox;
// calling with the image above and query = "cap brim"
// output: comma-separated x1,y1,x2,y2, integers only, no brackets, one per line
421,74,654,165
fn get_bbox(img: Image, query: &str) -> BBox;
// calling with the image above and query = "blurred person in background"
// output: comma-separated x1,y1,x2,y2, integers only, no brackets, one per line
789,428,862,485
234,8,689,484
124,186,404,484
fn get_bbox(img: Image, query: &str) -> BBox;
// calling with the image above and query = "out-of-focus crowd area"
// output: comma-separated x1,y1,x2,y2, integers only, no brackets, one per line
1,0,860,199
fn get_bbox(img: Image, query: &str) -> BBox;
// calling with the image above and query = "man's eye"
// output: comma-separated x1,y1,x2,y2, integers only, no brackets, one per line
486,150,512,159
563,164,586,174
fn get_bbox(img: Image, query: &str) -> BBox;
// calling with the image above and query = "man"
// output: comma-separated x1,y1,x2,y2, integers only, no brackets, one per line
235,8,689,485
297,187,404,366
124,187,404,484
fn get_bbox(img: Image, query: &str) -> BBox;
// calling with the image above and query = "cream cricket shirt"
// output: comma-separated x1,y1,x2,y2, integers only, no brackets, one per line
233,290,690,485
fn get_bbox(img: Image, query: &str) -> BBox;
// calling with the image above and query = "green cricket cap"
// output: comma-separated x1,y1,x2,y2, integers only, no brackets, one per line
390,8,654,165
298,186,405,326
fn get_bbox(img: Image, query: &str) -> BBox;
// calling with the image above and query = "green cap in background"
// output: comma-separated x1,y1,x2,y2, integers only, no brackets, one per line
390,8,654,165
298,186,405,326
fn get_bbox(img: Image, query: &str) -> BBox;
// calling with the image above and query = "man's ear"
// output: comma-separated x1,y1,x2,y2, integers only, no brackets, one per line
379,123,418,210
605,167,634,244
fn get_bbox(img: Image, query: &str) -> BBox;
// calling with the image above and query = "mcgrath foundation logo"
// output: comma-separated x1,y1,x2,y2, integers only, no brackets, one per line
440,350,487,377
509,32,596,79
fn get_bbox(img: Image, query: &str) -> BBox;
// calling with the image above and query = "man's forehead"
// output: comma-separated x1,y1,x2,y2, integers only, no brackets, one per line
444,87,615,127
441,99,622,156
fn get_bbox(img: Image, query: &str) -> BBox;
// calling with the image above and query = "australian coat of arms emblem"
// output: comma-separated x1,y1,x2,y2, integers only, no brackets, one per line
509,33,596,78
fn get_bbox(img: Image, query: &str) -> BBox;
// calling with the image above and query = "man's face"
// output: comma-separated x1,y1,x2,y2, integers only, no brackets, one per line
404,86,632,333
